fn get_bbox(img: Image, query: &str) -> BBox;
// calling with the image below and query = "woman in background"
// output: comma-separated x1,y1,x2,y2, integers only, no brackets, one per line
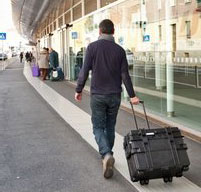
38,47,49,80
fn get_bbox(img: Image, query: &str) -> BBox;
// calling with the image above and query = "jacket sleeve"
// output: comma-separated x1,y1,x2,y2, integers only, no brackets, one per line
53,52,56,68
55,52,59,67
76,45,93,93
121,50,136,98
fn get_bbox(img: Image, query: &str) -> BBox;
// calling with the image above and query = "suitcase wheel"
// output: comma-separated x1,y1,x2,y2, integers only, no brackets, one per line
168,177,173,182
163,177,173,183
183,166,189,172
140,179,149,185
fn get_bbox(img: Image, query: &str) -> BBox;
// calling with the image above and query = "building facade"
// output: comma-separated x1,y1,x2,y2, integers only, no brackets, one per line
34,0,201,133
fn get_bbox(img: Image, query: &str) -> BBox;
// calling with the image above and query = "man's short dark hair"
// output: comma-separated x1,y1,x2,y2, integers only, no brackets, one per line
99,19,114,34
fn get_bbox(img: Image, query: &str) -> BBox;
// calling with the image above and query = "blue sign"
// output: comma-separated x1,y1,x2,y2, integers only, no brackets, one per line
118,37,124,45
72,32,78,39
143,35,150,42
0,33,6,40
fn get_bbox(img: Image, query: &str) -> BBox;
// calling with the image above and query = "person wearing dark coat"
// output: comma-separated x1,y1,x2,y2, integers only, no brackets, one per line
49,48,59,69
20,52,23,63
25,52,30,62
75,19,140,179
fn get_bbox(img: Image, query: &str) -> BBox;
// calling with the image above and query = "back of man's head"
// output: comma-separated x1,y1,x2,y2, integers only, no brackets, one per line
99,19,114,35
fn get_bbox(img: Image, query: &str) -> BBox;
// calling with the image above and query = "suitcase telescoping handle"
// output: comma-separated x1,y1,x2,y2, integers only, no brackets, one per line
130,100,150,130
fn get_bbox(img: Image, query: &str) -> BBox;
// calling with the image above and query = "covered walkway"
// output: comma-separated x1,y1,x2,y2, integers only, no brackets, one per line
0,58,200,191
23,59,201,191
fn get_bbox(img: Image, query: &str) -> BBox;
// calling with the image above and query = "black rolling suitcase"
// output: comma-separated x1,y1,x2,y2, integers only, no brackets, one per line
123,101,190,185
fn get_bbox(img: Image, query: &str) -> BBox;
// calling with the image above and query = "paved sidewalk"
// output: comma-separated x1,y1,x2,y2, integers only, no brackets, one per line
0,60,136,192
1,59,200,192
24,62,201,192
45,78,201,188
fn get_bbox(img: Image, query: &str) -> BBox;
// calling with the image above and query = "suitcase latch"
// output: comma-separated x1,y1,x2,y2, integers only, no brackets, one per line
146,132,155,136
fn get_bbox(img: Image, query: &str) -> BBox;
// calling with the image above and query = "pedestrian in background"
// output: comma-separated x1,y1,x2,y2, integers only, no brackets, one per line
25,52,30,62
75,19,140,179
32,47,38,64
29,51,33,62
20,52,23,63
49,48,59,71
38,47,49,81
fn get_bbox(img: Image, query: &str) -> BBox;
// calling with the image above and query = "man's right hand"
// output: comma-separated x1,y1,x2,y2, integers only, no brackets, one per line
75,92,82,101
130,96,140,105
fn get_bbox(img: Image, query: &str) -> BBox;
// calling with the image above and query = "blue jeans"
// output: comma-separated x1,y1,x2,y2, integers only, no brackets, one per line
90,94,121,157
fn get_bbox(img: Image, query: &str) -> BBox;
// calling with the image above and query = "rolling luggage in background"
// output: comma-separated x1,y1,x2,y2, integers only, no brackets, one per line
123,101,190,185
32,64,40,77
50,67,64,81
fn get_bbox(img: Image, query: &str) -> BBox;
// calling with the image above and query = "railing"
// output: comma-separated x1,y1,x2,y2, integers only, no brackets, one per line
128,55,201,88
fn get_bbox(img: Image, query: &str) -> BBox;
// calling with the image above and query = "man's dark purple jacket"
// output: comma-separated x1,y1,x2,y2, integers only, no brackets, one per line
76,39,136,98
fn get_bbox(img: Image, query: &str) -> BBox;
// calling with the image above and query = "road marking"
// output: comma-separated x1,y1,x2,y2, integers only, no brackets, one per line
24,63,201,192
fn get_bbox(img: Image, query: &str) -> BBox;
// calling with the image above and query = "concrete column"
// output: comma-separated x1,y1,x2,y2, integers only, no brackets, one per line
82,0,85,16
155,52,166,90
49,36,52,48
97,0,101,9
70,8,73,23
165,0,174,117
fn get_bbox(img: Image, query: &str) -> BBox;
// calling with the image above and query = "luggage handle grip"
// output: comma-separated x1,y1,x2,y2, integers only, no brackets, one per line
130,100,150,130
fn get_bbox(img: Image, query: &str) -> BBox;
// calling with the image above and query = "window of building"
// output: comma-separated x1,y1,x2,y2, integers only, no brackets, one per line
185,0,191,3
52,9,57,21
170,0,176,6
65,12,71,24
66,0,201,133
101,0,117,7
73,4,82,21
47,26,49,34
58,1,64,17
186,21,191,39
53,21,57,31
64,0,71,12
184,52,189,57
159,25,162,41
50,24,53,32
85,0,97,15
58,17,63,27
73,0,81,5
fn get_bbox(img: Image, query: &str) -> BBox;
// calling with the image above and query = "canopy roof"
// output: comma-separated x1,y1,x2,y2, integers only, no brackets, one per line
11,0,60,40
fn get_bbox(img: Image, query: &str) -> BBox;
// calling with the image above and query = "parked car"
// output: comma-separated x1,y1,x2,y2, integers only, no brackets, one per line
0,53,8,60
12,52,17,57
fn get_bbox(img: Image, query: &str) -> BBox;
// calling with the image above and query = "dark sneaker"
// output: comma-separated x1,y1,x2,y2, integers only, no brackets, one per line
102,154,115,179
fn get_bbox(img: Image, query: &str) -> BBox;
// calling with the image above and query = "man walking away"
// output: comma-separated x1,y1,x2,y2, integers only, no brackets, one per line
49,48,59,71
75,19,140,179
20,52,23,63
25,52,30,62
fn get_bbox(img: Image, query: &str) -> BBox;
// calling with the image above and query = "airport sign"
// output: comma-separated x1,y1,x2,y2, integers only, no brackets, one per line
0,33,6,40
